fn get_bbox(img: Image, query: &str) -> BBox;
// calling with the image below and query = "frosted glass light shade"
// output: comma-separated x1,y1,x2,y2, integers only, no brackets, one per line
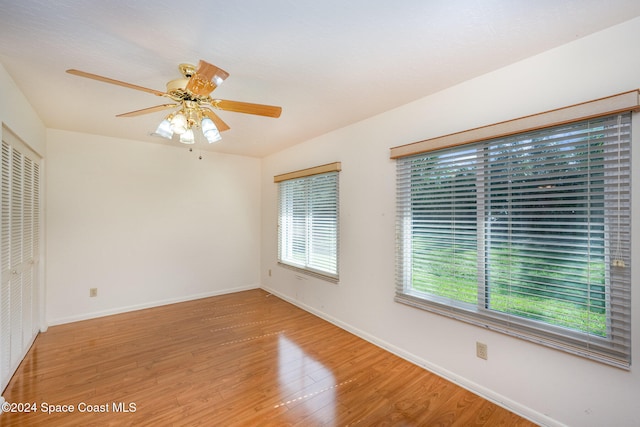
201,118,222,143
170,113,187,135
155,119,173,139
179,128,195,144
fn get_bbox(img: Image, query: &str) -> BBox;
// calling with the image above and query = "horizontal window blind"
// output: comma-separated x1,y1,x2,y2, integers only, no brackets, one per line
278,168,339,281
395,113,631,368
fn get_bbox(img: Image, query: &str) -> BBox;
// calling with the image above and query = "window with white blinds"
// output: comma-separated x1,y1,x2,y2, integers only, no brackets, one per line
276,163,340,282
395,113,632,368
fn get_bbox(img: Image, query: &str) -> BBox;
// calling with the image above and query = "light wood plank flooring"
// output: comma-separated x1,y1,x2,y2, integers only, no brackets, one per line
1,289,537,426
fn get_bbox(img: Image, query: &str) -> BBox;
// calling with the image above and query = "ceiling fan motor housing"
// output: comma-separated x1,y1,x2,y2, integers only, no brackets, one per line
166,78,189,95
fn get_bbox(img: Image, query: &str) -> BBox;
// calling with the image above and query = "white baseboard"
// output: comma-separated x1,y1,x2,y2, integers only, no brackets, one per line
261,285,562,427
48,284,260,326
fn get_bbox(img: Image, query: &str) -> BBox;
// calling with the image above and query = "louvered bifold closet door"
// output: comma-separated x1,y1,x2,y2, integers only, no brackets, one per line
31,161,40,337
1,141,11,390
0,129,41,392
21,157,33,345
9,147,23,371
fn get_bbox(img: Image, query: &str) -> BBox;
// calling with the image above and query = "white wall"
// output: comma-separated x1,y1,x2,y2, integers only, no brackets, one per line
261,17,640,427
46,130,261,324
0,64,46,156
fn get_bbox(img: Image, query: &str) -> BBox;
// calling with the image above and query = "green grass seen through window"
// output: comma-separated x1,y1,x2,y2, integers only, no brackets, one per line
411,244,607,337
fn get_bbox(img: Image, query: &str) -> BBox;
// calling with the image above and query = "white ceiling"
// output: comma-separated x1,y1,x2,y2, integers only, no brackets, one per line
1,1,640,158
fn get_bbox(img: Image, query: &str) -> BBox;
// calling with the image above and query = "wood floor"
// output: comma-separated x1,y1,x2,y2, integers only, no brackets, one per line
1,289,536,426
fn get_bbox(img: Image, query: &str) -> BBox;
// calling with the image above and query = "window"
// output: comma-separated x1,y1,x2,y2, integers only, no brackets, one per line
392,92,637,369
275,163,340,282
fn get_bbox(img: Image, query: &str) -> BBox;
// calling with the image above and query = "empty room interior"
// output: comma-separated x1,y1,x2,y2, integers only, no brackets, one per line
1,1,640,426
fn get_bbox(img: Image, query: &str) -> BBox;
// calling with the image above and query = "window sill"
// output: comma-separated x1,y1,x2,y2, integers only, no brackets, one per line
278,262,339,284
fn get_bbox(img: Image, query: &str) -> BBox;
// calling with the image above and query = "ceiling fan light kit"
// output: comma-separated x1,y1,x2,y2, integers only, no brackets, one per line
153,100,222,144
66,59,281,146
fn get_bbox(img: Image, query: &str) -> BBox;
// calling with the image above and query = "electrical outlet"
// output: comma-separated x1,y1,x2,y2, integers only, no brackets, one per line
268,269,272,277
89,288,98,298
476,342,488,360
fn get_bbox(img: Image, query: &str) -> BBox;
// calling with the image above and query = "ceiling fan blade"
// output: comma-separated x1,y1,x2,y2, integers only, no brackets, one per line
202,109,231,132
185,60,230,97
66,69,166,97
211,99,282,118
116,104,177,117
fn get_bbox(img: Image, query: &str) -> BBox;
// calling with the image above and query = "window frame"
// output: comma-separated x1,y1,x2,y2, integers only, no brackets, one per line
391,91,639,369
275,162,341,282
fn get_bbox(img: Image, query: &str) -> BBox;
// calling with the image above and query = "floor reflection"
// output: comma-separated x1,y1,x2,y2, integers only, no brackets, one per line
277,334,336,422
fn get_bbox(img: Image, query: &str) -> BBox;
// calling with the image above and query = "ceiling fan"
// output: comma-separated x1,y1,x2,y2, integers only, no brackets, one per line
66,60,282,144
